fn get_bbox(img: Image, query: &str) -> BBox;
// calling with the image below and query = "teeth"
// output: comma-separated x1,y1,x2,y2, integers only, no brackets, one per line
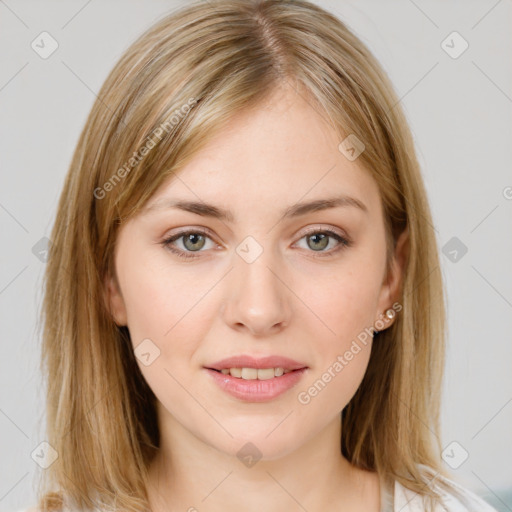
218,367,291,379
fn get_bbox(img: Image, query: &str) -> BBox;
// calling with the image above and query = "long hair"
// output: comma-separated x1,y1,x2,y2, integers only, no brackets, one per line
38,1,451,510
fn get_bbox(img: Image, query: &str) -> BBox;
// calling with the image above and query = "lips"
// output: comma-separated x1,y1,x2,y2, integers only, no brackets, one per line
204,355,309,402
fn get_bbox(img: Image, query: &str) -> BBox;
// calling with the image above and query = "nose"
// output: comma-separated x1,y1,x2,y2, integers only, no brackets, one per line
221,249,292,337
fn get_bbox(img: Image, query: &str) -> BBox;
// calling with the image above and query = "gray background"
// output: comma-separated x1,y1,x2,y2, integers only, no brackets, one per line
1,1,511,511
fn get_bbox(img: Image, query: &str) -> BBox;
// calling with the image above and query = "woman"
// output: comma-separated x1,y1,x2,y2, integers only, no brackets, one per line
21,0,497,511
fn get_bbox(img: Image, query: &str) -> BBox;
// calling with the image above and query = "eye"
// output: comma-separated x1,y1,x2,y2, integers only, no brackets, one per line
294,227,351,257
161,226,352,261
162,229,217,260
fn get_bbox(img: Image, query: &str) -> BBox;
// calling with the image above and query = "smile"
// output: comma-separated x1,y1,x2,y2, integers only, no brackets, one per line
213,367,293,379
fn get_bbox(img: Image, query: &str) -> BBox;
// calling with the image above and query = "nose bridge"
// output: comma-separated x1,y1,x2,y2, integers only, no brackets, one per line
222,238,291,335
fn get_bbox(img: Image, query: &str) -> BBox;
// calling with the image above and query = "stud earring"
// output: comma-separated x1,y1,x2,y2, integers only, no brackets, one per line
385,308,395,319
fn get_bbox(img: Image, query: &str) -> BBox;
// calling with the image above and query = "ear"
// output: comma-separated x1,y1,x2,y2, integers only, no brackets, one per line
375,226,409,329
104,271,128,326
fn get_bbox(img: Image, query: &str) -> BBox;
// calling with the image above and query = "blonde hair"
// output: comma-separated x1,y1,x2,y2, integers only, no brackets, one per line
38,1,452,510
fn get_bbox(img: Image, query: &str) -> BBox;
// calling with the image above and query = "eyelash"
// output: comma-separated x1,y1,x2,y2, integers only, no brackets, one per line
161,227,351,261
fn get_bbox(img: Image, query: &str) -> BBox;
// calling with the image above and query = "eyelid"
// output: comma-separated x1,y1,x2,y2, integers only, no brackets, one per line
163,225,218,242
297,224,349,240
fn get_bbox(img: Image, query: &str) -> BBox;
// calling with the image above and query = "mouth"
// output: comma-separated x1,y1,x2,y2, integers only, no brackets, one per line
203,356,309,402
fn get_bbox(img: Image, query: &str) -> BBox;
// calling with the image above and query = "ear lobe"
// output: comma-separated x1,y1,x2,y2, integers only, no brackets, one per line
104,272,128,326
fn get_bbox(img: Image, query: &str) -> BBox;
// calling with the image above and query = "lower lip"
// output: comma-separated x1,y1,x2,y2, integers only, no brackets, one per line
204,368,308,402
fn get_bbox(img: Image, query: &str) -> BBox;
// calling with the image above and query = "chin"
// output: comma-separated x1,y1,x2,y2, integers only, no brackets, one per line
203,422,310,463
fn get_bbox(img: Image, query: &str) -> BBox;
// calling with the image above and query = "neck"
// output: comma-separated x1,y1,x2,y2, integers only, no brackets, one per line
146,406,381,512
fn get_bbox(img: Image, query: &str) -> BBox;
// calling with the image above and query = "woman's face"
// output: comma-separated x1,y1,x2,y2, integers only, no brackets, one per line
107,84,405,460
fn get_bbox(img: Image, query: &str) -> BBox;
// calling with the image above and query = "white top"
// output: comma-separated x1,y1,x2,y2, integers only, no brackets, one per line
380,468,498,512
13,471,498,512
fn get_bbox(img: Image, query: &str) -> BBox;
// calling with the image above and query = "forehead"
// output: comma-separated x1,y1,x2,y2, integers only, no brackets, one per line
145,85,381,220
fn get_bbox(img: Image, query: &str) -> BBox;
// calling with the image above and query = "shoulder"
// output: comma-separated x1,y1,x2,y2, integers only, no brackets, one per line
393,467,498,512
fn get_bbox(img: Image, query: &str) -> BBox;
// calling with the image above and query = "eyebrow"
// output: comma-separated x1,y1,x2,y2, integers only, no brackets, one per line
145,194,368,222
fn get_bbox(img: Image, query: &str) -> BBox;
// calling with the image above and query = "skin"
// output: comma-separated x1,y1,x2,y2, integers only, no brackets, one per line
106,82,408,512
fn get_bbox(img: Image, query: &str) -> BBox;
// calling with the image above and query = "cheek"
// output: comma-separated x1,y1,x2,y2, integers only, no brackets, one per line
292,260,382,410
117,254,214,401
300,346,372,419
120,264,175,341
118,250,206,341
300,263,383,346
117,250,222,389
297,300,374,416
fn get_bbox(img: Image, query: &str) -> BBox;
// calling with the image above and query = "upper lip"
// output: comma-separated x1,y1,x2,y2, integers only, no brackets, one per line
206,355,308,371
